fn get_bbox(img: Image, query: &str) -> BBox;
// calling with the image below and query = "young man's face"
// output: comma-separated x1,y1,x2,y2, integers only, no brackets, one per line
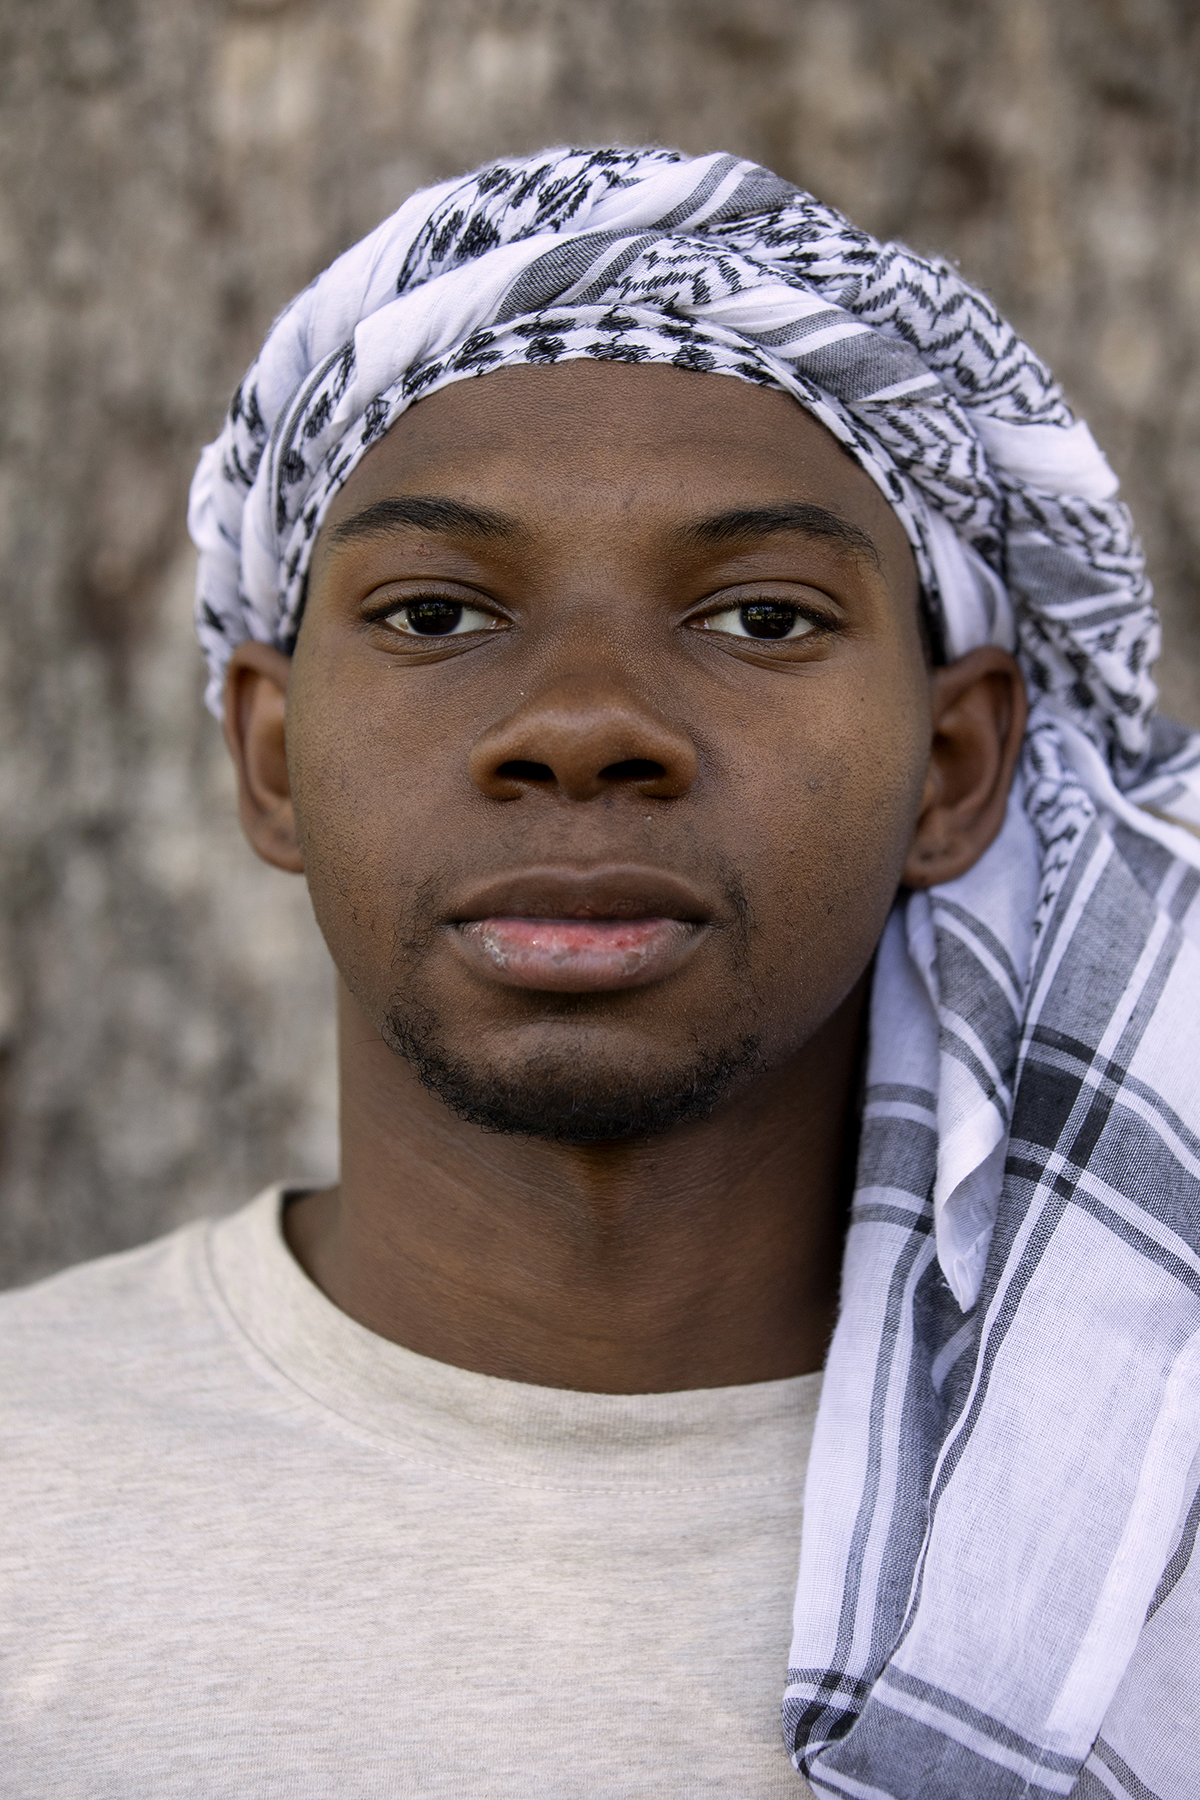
287,360,931,1141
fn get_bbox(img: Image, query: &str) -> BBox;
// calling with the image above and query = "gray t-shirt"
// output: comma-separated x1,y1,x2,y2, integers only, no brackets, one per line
0,1186,820,1797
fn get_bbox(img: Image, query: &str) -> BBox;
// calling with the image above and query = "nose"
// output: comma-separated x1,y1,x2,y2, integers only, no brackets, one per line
469,675,699,802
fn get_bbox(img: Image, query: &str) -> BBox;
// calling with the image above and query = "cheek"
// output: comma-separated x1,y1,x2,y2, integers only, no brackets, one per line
727,691,928,1016
284,654,439,989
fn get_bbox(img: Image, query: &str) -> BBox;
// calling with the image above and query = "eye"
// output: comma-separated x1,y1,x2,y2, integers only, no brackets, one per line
700,602,817,641
384,599,499,637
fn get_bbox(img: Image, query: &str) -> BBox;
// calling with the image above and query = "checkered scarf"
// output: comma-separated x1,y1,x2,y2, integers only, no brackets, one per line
189,150,1200,1797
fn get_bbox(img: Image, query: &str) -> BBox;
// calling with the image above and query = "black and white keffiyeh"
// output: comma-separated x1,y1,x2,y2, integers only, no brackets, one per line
189,150,1200,1798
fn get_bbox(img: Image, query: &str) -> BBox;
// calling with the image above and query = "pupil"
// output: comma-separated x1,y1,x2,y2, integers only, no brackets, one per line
740,603,796,640
407,601,463,636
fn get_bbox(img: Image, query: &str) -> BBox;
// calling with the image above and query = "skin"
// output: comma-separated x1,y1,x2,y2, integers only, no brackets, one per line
224,359,1025,1393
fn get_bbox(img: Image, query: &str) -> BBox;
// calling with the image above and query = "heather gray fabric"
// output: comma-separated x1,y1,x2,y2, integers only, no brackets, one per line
0,1186,820,1799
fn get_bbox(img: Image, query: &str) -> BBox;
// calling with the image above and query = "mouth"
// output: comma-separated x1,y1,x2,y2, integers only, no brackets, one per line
448,866,713,994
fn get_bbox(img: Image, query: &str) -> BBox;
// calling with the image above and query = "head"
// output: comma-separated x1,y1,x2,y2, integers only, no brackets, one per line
194,147,1147,1162
223,357,1024,1143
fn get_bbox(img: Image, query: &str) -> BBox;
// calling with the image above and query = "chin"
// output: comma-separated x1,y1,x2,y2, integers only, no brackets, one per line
379,1005,763,1144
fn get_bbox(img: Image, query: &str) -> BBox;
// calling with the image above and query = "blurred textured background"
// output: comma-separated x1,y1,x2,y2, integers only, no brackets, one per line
1,0,1198,1284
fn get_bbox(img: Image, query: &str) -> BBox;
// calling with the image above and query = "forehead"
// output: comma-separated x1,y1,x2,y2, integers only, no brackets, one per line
316,360,914,575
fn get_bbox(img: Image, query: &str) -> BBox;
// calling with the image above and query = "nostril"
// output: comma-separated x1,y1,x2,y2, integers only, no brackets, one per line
600,759,666,784
497,760,556,783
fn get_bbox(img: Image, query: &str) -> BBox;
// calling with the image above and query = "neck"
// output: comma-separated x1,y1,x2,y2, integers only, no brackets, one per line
286,979,866,1393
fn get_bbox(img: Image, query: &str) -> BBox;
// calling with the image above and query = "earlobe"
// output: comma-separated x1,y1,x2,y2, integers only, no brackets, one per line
222,641,304,874
902,647,1027,890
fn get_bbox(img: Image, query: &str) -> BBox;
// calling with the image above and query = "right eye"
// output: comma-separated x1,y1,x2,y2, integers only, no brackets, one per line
699,602,817,640
383,599,500,636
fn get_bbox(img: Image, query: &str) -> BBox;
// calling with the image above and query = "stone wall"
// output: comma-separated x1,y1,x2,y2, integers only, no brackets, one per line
2,0,1197,1282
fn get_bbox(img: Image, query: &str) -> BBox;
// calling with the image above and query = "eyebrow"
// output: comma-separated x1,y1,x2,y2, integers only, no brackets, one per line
325,495,518,547
680,503,881,567
325,493,882,568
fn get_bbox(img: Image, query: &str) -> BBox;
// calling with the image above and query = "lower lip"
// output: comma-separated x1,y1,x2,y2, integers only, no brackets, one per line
453,917,705,992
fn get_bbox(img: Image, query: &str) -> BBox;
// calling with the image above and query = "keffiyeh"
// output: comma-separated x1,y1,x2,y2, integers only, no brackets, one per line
189,150,1200,1798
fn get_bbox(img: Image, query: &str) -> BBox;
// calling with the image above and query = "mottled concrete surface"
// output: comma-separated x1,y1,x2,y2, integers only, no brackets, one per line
1,0,1197,1283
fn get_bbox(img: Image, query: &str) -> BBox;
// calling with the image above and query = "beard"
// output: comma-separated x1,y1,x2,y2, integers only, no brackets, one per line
370,853,764,1144
379,999,764,1144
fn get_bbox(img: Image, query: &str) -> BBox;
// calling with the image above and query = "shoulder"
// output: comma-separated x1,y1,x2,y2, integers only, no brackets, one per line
0,1209,246,1433
0,1201,292,1618
2,1215,204,1336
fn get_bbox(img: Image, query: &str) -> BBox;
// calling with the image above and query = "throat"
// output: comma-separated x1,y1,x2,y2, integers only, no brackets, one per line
292,976,868,1392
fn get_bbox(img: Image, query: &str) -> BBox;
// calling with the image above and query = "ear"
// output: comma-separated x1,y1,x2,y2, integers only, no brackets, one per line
222,641,304,874
902,646,1027,890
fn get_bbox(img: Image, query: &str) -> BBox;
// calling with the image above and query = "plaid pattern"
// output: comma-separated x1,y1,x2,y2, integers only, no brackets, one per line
187,151,1200,1796
789,773,1200,1797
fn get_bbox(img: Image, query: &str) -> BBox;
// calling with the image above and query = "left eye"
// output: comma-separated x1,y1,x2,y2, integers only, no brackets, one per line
384,600,498,636
700,603,816,641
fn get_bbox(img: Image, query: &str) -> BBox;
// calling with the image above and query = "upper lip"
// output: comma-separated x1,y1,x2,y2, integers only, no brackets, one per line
450,865,714,924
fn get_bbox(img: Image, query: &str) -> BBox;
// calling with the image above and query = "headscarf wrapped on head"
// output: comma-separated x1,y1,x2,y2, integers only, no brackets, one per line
190,150,1200,1798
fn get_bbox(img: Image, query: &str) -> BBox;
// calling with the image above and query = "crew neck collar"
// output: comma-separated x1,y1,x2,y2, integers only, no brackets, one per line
204,1186,823,1492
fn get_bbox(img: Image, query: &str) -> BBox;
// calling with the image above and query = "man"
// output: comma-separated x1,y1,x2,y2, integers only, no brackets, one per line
2,149,1198,1799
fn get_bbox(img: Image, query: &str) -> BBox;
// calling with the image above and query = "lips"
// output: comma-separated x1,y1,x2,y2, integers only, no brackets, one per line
447,866,713,993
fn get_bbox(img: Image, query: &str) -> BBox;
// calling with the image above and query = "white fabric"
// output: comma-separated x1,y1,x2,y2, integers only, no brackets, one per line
0,1186,821,1799
183,151,1200,1795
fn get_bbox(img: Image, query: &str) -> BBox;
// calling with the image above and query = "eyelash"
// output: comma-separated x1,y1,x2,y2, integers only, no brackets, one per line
380,597,500,638
697,602,824,642
371,593,836,645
